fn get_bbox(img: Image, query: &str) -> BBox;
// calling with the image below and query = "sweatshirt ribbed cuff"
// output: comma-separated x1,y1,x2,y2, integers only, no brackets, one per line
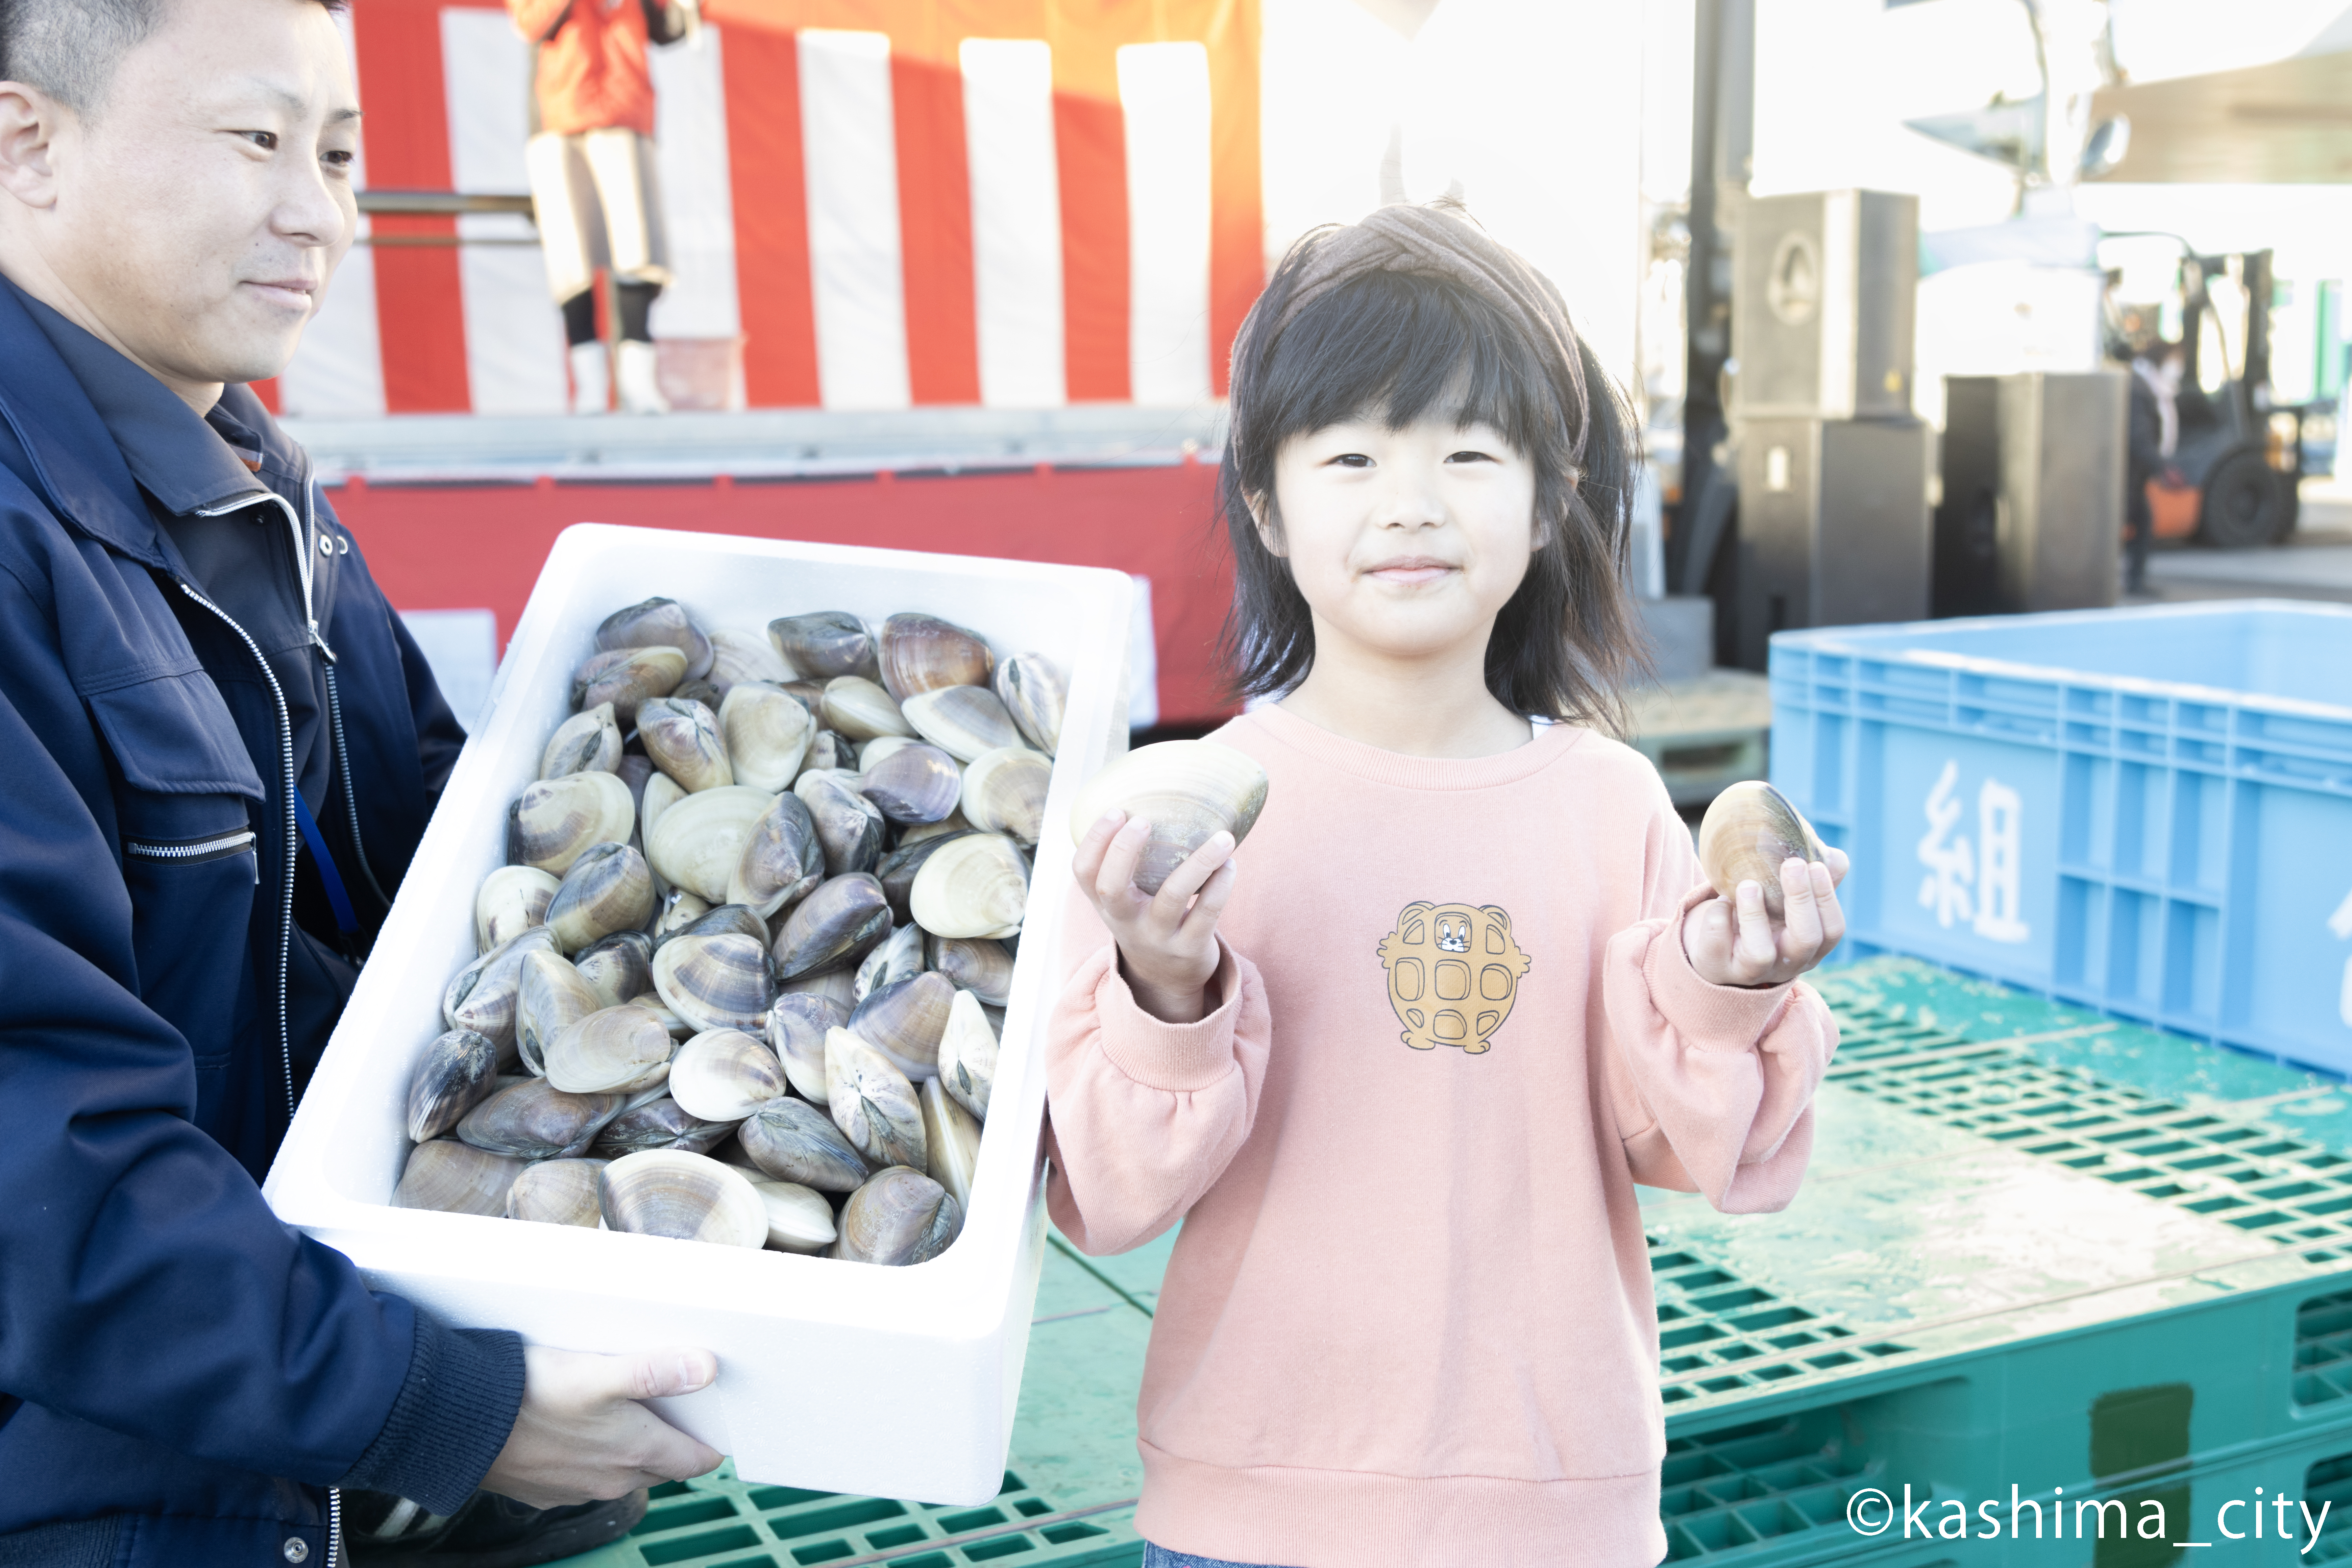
1093,939,1244,1093
333,1313,525,1514
1647,885,1792,1051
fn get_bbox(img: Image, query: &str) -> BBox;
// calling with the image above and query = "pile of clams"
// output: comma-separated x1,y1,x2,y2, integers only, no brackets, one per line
393,598,1069,1267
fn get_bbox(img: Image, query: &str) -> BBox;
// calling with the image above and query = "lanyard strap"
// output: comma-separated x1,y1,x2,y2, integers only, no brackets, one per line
293,788,360,938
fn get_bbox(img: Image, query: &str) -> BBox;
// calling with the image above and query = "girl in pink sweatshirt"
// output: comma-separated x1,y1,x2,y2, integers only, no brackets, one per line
1044,201,1847,1568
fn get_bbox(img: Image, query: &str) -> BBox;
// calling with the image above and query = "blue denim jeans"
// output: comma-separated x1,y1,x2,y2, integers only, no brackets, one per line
1142,1543,1302,1568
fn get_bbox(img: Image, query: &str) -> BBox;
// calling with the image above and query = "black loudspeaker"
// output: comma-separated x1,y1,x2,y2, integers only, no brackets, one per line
1734,191,1919,420
1732,417,1933,670
1933,372,2129,616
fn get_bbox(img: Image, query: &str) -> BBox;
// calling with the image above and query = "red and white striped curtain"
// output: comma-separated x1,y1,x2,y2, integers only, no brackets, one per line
275,0,1262,416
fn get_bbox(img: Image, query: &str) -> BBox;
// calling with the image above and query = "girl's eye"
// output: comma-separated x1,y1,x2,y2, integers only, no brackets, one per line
243,131,278,151
323,150,354,170
1331,453,1372,469
1445,449,1494,464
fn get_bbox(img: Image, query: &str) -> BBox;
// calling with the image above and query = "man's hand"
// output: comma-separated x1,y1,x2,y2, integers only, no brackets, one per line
480,1346,725,1508
1682,846,1849,989
1072,810,1236,1024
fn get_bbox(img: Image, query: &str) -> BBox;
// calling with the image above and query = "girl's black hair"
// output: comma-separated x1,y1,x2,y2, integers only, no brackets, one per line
1215,213,1645,735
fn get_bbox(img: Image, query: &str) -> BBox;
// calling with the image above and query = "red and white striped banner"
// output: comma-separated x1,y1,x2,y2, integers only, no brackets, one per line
278,0,1262,416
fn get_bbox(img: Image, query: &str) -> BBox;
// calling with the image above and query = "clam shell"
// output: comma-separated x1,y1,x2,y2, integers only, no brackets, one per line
515,949,603,1076
669,1029,789,1122
898,809,974,847
457,1077,628,1159
738,1094,870,1192
795,771,886,878
875,829,974,924
640,771,687,849
638,697,734,793
646,784,778,904
769,611,878,682
878,613,994,701
746,1175,837,1253
707,627,794,694
543,1003,678,1094
825,1027,926,1170
652,931,774,1035
928,935,1012,1008
598,1150,767,1248
720,682,815,793
596,597,714,681
591,1094,733,1157
847,971,953,1082
767,991,846,1105
651,887,711,942
540,702,623,780
859,742,964,825
1065,740,1267,895
573,930,655,1010
726,792,825,919
507,1158,610,1227
938,987,998,1122
393,1139,528,1216
858,735,916,771
1696,780,1826,921
544,840,655,954
510,771,636,877
909,833,1029,940
854,922,926,1002
900,685,1022,763
475,864,559,954
579,644,688,726
960,745,1051,845
993,653,1066,757
770,872,893,981
836,1165,959,1266
443,925,560,1057
406,1029,499,1144
921,1076,982,1212
820,676,915,742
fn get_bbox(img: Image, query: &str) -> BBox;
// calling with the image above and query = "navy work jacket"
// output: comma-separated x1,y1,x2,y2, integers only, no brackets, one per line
0,277,523,1566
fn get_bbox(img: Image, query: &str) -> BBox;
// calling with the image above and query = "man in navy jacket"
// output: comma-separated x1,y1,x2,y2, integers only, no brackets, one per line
0,0,721,1560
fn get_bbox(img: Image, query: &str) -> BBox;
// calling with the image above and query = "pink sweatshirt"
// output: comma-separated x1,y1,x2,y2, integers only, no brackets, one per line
1042,706,1839,1568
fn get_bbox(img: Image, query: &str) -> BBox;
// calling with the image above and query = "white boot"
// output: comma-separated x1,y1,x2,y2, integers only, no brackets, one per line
615,339,670,415
568,342,609,416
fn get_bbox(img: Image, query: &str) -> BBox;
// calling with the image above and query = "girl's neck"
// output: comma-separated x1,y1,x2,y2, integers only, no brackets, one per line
1276,629,1532,760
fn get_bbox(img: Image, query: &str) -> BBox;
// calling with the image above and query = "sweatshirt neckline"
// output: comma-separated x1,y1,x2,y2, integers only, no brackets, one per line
1238,701,1586,791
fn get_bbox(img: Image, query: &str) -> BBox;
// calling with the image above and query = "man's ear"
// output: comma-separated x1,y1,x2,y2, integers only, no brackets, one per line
1246,491,1287,558
0,82,67,211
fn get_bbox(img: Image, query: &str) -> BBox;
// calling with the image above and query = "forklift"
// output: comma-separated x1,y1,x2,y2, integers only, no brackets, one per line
2113,243,2313,549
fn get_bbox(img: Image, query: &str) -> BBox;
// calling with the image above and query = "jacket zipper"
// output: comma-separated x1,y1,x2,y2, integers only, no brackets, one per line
174,580,299,1127
328,1484,343,1566
125,829,259,877
323,661,392,914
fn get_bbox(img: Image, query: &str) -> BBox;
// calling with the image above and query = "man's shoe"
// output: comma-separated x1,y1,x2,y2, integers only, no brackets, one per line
569,342,611,416
614,339,671,415
345,1488,648,1568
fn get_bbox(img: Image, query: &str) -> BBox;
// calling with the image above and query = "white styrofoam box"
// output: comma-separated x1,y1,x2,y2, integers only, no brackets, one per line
266,524,1136,1503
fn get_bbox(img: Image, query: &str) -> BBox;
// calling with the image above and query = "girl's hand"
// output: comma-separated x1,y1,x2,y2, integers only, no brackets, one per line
1072,809,1237,1024
1682,846,1849,988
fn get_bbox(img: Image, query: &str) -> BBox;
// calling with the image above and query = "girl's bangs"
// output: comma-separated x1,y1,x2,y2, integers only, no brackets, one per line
1260,270,1562,457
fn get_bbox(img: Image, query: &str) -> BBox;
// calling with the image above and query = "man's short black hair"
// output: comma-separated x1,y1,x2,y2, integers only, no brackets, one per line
0,0,345,114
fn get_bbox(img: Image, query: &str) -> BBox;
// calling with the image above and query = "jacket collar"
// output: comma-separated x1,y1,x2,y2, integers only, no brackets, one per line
0,273,179,570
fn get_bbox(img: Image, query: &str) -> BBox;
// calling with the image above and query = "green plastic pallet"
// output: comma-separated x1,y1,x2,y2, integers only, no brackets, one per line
531,957,2352,1568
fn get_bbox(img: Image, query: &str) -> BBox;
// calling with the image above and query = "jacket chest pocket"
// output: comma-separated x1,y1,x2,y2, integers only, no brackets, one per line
84,667,268,1067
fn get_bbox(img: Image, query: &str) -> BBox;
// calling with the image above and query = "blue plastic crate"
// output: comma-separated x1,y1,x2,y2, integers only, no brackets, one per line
1767,601,2352,1072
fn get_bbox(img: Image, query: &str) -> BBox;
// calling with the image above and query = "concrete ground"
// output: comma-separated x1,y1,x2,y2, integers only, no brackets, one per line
2130,475,2352,607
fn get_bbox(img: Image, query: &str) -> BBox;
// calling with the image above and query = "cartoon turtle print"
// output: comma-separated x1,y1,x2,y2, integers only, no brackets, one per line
1375,901,1532,1053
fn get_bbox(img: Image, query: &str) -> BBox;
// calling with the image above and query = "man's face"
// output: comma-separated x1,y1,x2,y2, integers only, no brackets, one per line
0,0,360,401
